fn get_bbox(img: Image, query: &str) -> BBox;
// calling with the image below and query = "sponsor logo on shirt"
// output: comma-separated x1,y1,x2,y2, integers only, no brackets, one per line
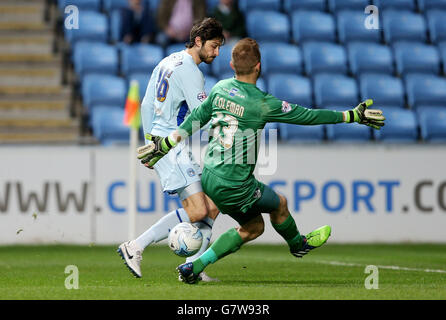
197,92,207,102
282,101,292,113
253,188,262,200
229,88,238,97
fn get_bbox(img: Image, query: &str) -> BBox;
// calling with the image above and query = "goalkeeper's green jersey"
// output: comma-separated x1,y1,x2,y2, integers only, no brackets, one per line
179,78,344,181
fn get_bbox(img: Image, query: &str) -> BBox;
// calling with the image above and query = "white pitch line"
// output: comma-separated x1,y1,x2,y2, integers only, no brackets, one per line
314,260,446,274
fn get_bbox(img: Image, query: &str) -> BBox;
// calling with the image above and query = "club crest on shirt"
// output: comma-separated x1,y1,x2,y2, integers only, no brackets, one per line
197,92,207,102
187,168,196,177
282,101,292,113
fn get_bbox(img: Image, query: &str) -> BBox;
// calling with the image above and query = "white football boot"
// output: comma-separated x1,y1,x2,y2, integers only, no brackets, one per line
117,241,143,278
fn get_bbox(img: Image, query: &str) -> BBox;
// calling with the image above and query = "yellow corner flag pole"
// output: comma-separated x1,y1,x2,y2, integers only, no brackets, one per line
123,80,141,240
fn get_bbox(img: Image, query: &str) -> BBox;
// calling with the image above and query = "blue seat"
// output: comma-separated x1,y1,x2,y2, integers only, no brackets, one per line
64,11,108,46
211,44,234,76
373,0,416,10
246,10,290,42
204,76,218,95
359,73,405,109
58,0,101,12
405,74,446,109
91,107,130,145
260,43,302,75
239,0,281,12
426,10,446,43
81,74,126,111
374,108,418,142
302,42,348,75
73,42,118,78
291,11,336,44
418,106,446,142
120,44,163,76
257,78,267,92
348,42,394,76
313,74,358,108
337,10,381,43
263,122,279,142
127,73,150,101
393,42,440,75
283,0,326,11
102,0,129,12
109,9,123,43
279,122,325,142
439,42,446,74
383,10,427,43
268,74,313,108
418,0,446,11
328,0,370,11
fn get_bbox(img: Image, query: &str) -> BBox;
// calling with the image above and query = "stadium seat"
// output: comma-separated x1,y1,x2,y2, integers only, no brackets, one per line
328,0,370,11
418,0,446,11
313,74,359,108
393,42,440,75
418,106,446,142
246,10,290,42
58,0,101,12
373,0,416,10
439,42,446,74
283,0,326,11
374,108,418,142
120,44,163,76
81,74,127,111
382,10,427,43
279,123,325,142
263,122,279,142
291,11,336,44
109,9,123,43
102,0,130,12
127,73,150,101
260,43,302,75
73,42,118,78
302,42,348,76
257,78,267,92
64,11,108,46
91,107,130,145
426,10,446,43
405,74,446,109
359,73,405,109
347,42,394,76
204,76,218,95
337,10,382,43
211,44,234,76
239,0,281,12
268,74,313,108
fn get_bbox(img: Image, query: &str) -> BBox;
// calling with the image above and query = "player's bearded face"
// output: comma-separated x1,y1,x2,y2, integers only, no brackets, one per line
199,40,220,64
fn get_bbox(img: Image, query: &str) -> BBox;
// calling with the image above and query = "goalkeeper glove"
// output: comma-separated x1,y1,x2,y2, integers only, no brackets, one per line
344,99,385,130
137,133,177,168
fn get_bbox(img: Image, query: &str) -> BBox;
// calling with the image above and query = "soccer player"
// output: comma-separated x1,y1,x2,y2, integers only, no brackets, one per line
138,38,385,284
117,18,225,281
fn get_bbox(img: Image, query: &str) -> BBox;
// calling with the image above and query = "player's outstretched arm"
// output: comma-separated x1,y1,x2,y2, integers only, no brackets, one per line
343,99,385,130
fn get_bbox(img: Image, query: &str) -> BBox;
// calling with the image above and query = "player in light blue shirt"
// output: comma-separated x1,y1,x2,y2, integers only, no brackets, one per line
118,18,225,281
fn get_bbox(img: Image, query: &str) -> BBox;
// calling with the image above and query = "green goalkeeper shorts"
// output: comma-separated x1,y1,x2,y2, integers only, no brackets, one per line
201,167,281,226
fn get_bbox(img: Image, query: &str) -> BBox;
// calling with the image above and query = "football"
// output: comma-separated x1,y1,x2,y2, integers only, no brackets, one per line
168,222,203,257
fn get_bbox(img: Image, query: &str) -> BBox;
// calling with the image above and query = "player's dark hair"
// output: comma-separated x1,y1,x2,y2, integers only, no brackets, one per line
231,38,261,75
185,17,225,48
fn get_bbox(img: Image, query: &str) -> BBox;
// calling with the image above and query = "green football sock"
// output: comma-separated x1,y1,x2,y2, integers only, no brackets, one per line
271,214,304,251
193,228,243,275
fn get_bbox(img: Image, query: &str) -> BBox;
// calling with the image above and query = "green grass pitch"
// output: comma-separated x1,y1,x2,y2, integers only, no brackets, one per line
0,244,445,300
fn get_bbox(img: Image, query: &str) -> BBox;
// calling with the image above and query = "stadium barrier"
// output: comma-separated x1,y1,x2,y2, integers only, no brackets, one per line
1,144,445,244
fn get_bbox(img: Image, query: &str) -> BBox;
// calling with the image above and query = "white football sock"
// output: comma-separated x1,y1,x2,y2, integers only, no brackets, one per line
134,208,190,250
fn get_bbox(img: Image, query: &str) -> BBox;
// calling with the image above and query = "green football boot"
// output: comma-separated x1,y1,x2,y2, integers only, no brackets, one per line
291,225,332,258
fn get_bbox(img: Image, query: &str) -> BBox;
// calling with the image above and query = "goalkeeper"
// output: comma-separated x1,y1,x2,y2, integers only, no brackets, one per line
138,38,385,284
